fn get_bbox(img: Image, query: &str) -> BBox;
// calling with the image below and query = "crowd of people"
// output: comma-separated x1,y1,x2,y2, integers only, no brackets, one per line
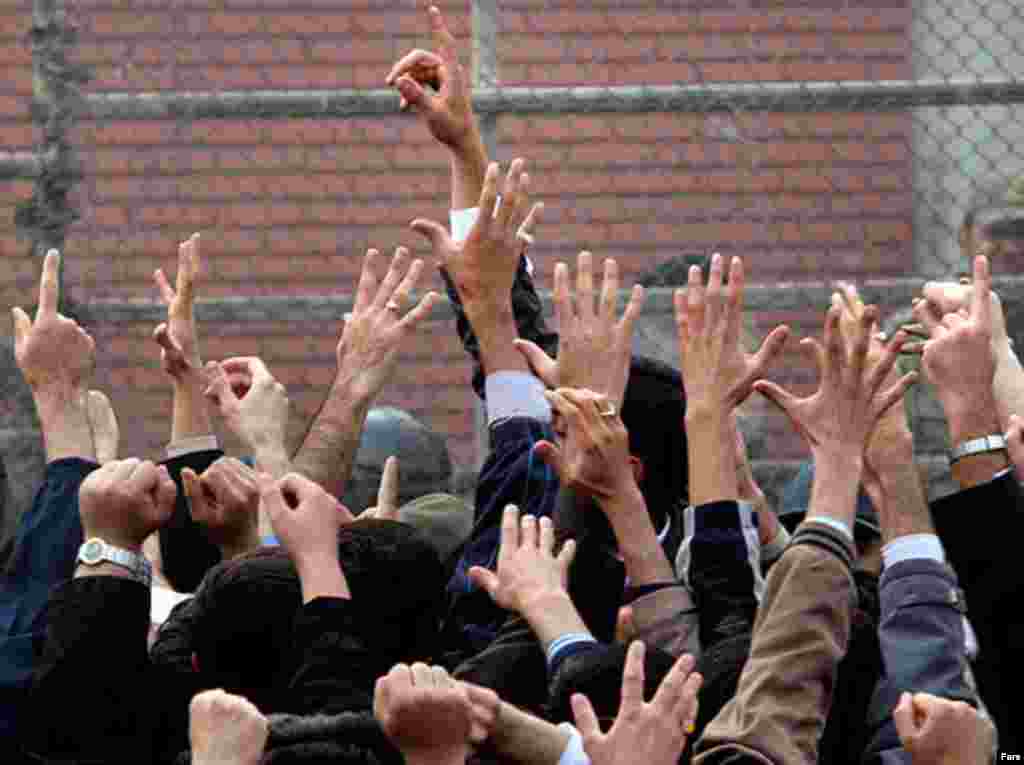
1,6,1022,765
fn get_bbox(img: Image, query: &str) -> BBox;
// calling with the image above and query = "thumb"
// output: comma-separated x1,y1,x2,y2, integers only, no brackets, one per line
892,692,920,746
467,565,500,599
513,339,558,387
533,440,565,481
571,693,601,740
410,218,451,253
396,74,432,113
12,306,31,344
615,606,636,645
153,323,181,355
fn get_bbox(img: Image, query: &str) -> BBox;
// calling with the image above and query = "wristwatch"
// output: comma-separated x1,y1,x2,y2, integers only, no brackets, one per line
77,538,152,586
949,434,1008,464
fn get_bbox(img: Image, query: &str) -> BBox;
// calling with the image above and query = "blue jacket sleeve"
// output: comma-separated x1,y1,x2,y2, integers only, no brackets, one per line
0,458,98,744
445,417,560,655
862,559,976,765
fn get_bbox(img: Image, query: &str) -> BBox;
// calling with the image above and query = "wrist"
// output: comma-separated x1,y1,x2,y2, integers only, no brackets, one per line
79,533,144,557
941,393,1002,443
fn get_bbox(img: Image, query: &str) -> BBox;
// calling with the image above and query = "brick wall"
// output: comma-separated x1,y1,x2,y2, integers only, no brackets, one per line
1,0,912,480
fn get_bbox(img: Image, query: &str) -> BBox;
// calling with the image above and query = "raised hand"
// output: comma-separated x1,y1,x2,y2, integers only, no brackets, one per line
468,505,576,617
412,159,530,313
516,253,645,409
374,663,474,765
385,5,474,150
915,255,996,417
190,689,269,765
892,692,995,765
572,641,703,765
182,457,261,559
361,455,400,521
12,249,95,395
205,357,291,476
153,233,203,380
79,458,177,552
535,387,636,501
260,472,353,565
674,254,789,414
335,248,440,403
753,304,915,465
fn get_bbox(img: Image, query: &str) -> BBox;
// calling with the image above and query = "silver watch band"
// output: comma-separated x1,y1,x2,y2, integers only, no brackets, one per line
77,538,152,585
949,434,1008,463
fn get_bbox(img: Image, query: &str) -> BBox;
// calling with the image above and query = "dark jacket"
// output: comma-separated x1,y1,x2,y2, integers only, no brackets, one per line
931,472,1022,753
25,577,384,765
0,458,97,753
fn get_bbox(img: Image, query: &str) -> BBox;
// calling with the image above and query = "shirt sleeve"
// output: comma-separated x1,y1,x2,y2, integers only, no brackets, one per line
557,723,592,765
486,371,552,425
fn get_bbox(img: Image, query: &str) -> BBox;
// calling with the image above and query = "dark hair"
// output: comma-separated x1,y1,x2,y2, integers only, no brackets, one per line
621,355,689,528
151,519,445,715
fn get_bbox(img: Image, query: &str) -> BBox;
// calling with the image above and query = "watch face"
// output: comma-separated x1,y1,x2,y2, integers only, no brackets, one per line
80,538,105,564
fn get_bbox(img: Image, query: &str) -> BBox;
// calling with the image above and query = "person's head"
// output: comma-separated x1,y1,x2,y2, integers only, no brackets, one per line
959,175,1024,272
341,407,452,514
619,356,688,530
151,519,445,714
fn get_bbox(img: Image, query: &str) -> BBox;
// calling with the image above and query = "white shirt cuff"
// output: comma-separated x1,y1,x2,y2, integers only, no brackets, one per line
450,207,481,244
806,516,854,543
882,533,946,568
557,723,591,765
165,435,219,460
485,371,551,425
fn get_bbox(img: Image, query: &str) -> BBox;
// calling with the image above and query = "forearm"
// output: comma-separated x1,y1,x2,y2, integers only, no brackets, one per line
806,453,861,533
449,131,489,210
489,701,572,765
602,486,675,586
873,434,935,544
993,340,1024,428
295,555,351,603
520,591,591,654
35,389,95,463
170,372,214,444
291,376,370,499
468,304,532,376
685,407,739,506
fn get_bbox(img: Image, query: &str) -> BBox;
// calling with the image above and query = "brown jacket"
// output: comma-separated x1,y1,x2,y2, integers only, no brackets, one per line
695,520,857,765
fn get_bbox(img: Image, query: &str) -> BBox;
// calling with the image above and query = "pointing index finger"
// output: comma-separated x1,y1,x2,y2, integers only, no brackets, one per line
37,249,61,318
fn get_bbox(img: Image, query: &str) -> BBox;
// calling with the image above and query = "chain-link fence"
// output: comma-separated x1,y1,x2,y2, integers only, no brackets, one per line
2,0,1024,533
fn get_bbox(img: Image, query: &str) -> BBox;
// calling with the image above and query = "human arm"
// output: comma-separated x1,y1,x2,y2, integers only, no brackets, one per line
153,233,213,447
205,357,292,480
516,252,646,410
468,505,588,654
466,685,575,765
374,663,474,765
181,457,262,561
27,458,184,761
386,5,487,211
675,254,789,507
290,249,439,498
573,641,702,765
412,160,533,377
12,249,96,463
913,255,1010,489
695,300,915,765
